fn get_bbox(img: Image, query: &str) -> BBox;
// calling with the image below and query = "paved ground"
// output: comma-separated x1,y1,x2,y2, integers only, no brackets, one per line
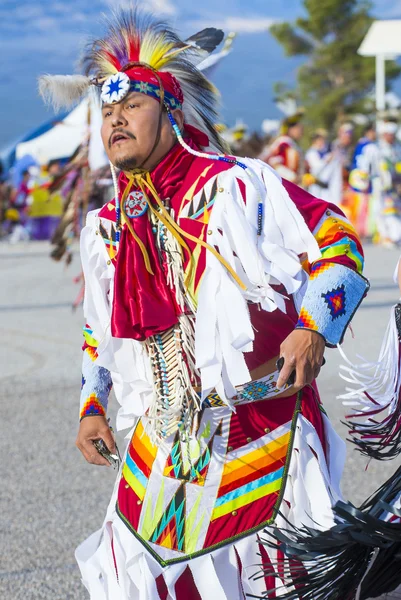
1,239,400,599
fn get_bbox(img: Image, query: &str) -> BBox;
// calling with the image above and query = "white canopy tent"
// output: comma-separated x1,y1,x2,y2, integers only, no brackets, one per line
358,20,401,112
15,95,108,171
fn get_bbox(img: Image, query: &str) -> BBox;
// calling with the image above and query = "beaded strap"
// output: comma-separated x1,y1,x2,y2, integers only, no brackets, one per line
165,108,264,236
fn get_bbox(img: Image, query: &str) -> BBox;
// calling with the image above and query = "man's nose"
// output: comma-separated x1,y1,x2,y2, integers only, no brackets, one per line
111,106,128,127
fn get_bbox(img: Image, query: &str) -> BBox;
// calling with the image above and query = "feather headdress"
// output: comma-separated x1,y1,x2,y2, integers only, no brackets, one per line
39,7,226,151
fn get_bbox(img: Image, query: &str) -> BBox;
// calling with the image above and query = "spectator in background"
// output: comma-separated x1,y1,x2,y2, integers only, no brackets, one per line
12,170,30,213
348,123,381,238
304,129,333,201
377,121,401,247
259,109,305,184
326,122,355,208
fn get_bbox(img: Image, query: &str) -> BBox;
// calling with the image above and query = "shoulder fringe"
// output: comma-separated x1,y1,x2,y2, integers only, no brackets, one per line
38,74,91,111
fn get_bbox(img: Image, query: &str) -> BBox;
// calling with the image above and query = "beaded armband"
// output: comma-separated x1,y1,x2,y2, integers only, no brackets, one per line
79,326,113,420
296,262,369,347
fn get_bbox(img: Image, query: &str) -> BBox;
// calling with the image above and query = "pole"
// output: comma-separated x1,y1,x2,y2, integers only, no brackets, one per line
376,54,386,112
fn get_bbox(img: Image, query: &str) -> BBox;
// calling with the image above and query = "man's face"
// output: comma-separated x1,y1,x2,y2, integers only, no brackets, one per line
101,91,171,171
289,123,303,141
383,132,396,145
339,129,353,146
314,136,326,151
48,162,60,176
367,128,376,142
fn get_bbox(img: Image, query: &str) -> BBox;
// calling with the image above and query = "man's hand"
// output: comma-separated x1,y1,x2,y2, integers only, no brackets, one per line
76,415,116,467
276,329,325,391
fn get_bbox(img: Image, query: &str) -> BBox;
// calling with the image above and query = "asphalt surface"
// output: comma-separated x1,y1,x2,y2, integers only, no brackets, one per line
1,239,401,599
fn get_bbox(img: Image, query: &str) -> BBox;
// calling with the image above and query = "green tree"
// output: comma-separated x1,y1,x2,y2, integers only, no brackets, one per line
270,0,401,131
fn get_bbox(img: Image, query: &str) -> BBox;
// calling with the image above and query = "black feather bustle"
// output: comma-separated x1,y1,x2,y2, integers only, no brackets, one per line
256,467,401,599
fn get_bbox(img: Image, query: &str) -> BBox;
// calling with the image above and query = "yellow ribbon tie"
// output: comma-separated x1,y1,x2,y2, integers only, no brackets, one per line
142,173,247,291
120,174,154,275
121,171,247,292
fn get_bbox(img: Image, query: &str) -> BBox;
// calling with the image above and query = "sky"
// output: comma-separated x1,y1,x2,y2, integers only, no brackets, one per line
1,0,401,150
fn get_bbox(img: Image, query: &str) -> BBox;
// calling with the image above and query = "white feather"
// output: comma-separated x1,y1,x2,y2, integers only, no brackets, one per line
38,74,91,111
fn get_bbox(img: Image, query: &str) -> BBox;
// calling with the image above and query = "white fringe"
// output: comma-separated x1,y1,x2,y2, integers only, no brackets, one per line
338,305,401,423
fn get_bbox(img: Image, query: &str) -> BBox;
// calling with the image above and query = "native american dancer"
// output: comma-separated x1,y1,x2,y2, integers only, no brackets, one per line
39,9,384,599
347,124,380,239
259,111,305,185
376,121,401,247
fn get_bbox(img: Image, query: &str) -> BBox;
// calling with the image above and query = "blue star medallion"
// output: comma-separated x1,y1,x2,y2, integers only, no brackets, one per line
101,72,130,104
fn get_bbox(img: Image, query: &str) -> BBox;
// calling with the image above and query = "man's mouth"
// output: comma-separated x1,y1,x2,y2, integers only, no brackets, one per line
111,133,130,146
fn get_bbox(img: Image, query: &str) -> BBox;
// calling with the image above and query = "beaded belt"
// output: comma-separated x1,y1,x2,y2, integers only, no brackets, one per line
202,369,287,408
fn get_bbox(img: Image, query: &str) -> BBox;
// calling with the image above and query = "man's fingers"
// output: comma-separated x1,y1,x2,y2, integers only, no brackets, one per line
313,365,321,380
100,427,117,454
294,362,314,389
277,357,295,388
77,438,110,466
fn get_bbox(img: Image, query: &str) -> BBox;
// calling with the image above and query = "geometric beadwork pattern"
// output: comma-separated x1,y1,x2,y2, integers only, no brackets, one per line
99,221,119,263
309,261,333,281
296,307,318,331
83,343,98,362
150,484,186,552
202,393,226,408
79,348,113,420
202,373,285,408
322,284,346,319
296,262,369,346
163,422,223,486
80,393,107,419
82,324,99,361
236,375,280,402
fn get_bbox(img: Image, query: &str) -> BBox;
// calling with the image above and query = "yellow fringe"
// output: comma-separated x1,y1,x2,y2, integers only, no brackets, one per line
120,176,154,275
121,171,247,291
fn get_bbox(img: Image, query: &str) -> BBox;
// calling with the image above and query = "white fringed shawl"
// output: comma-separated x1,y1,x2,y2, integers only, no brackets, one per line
80,158,321,432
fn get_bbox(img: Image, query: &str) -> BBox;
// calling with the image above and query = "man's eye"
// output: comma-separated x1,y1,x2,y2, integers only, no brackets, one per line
103,111,112,118
127,104,138,109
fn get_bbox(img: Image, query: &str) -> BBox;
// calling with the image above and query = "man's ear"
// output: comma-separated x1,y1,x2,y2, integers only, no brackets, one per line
171,108,185,132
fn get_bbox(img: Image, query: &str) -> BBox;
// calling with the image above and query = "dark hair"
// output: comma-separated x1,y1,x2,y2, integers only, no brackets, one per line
311,133,325,142
363,123,375,134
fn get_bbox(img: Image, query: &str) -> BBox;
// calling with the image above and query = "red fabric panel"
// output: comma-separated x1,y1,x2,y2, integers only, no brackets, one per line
259,541,277,598
204,492,279,548
227,387,326,459
116,476,142,532
245,294,299,371
227,393,299,452
155,574,168,600
175,567,202,600
282,179,346,231
236,177,247,204
282,178,364,265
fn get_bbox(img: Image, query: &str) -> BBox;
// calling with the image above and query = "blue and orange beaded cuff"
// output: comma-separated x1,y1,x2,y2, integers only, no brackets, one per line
79,347,113,420
296,262,370,347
